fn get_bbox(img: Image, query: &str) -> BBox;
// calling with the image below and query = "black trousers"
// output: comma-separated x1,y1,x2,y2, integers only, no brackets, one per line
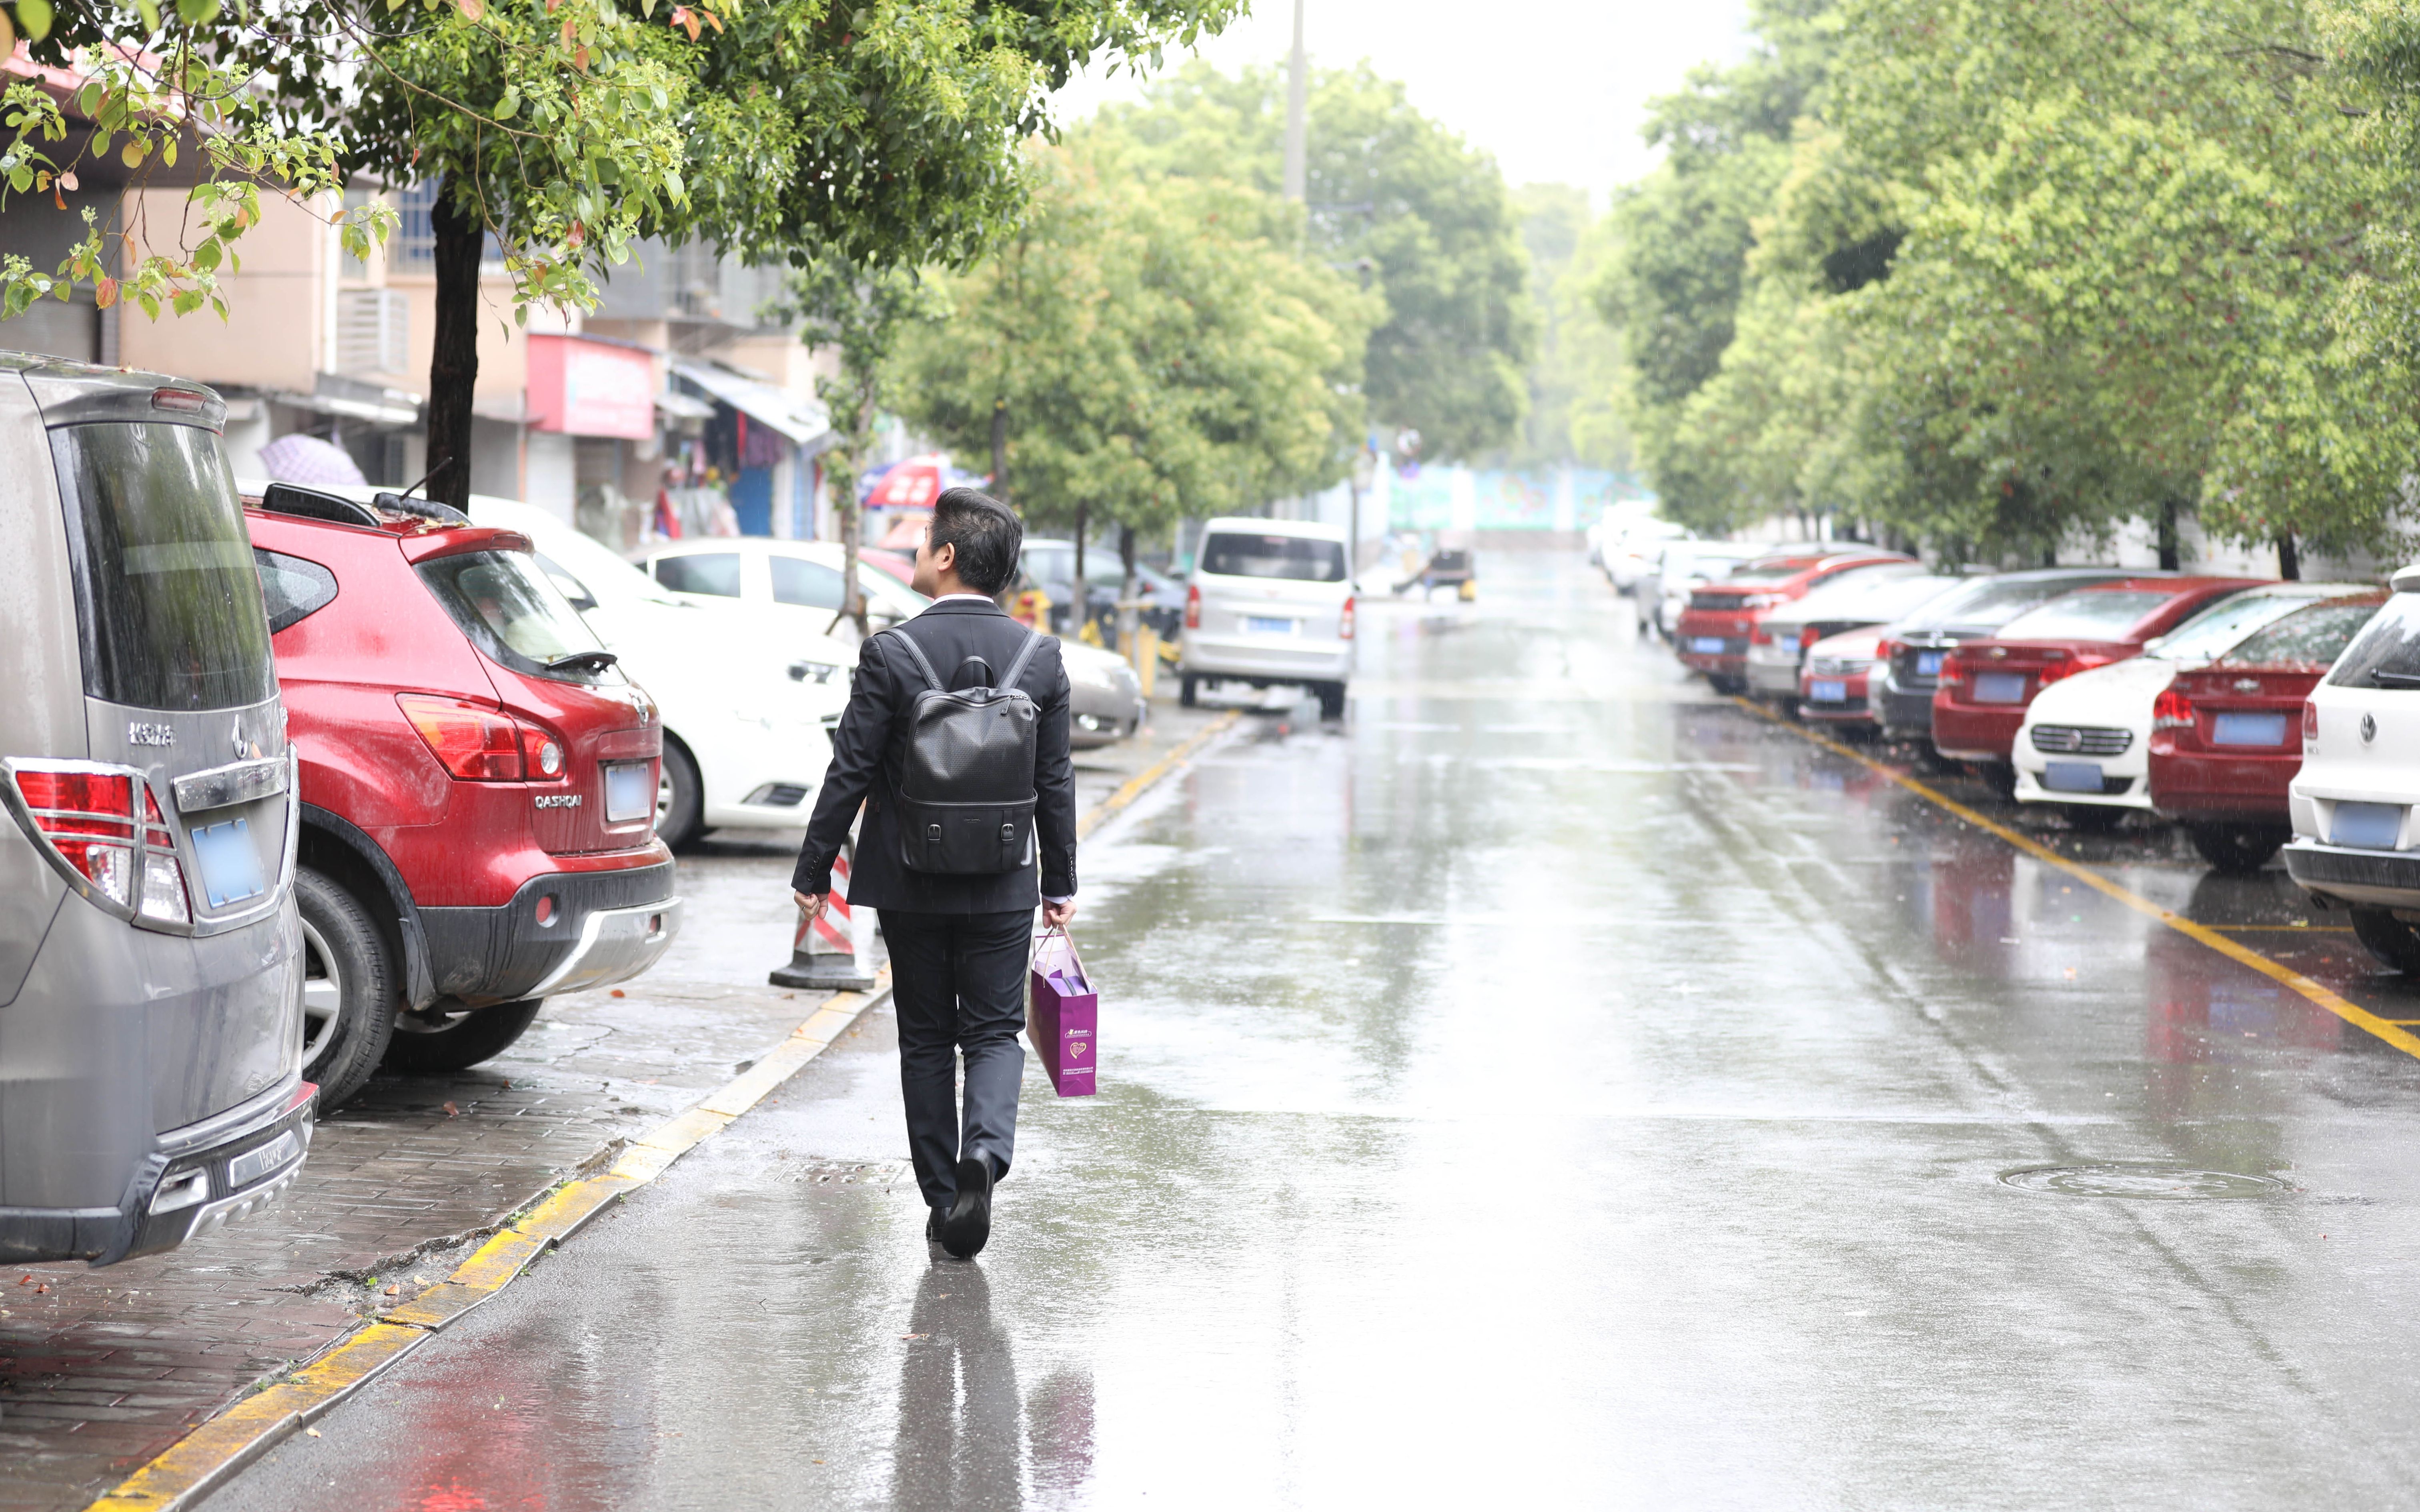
880,908,1030,1211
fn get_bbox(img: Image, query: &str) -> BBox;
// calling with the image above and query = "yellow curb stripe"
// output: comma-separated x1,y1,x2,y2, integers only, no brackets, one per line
1734,697,2420,1063
90,720,1233,1512
1078,709,1242,840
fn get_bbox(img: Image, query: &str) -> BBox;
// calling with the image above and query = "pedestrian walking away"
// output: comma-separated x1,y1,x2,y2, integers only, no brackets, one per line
793,487,1079,1261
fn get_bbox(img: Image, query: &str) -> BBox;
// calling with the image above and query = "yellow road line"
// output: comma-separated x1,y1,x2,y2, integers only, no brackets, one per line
94,716,1237,1512
1078,710,1242,840
1732,698,2420,1064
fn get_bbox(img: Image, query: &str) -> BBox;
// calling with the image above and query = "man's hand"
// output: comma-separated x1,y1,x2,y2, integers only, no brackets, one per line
795,890,827,921
1041,898,1077,928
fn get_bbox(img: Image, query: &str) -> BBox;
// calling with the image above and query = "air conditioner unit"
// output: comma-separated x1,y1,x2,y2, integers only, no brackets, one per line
335,288,409,375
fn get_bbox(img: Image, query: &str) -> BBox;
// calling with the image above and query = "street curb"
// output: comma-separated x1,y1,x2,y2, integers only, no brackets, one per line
86,714,1237,1512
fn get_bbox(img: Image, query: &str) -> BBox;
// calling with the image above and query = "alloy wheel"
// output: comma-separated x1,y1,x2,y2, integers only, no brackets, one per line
297,915,343,1071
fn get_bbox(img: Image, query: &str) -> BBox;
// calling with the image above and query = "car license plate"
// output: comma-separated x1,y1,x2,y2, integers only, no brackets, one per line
1690,636,1727,654
226,1129,301,1189
2212,712,2288,747
2332,801,2404,849
2043,760,2105,794
1245,616,1296,635
1972,671,2028,703
1916,651,1944,676
1811,680,1847,702
603,760,654,823
190,818,266,908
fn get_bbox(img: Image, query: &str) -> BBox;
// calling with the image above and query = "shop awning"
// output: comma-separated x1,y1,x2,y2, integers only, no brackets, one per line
669,359,834,452
655,391,715,421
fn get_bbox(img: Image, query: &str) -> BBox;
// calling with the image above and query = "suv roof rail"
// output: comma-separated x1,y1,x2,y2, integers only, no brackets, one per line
258,482,381,528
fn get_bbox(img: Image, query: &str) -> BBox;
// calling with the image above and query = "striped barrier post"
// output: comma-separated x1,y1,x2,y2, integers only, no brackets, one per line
769,842,877,990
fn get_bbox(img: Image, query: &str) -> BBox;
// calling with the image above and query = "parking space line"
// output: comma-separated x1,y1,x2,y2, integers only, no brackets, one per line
1734,698,2420,1066
90,712,1236,1512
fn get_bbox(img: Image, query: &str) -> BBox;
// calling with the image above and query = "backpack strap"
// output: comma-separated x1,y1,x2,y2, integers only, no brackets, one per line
880,626,944,693
1000,627,1046,692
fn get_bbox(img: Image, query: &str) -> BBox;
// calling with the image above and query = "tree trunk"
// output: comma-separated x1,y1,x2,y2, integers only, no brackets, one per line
1072,503,1088,637
990,399,1008,505
2157,499,2181,572
2277,530,2300,581
1118,523,1140,656
425,176,484,514
843,391,873,638
2041,545,2057,568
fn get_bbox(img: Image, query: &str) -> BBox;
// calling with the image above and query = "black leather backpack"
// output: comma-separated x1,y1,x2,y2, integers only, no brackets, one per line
882,625,1046,874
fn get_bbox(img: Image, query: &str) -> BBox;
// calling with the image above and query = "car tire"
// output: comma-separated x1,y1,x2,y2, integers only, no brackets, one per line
1976,762,2018,800
1315,681,1347,720
657,739,703,851
1709,674,1747,696
2352,908,2420,974
2061,803,2125,833
383,998,547,1074
1911,743,1959,775
294,867,398,1109
2188,823,2287,874
1180,674,1199,708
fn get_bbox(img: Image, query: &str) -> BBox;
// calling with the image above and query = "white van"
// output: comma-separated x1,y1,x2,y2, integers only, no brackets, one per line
1178,518,1354,718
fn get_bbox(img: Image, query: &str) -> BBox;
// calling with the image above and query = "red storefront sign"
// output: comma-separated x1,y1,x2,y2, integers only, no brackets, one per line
528,334,656,439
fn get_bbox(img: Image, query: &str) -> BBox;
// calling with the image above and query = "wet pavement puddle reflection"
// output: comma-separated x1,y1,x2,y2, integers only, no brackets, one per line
1998,1164,2296,1200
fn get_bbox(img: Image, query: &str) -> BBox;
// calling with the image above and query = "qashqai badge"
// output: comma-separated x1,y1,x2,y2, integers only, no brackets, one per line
534,794,582,809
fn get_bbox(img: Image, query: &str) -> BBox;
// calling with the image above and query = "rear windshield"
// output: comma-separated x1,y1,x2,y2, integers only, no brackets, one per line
655,552,743,597
2328,594,2420,688
2221,600,2383,670
1200,532,1346,582
1899,574,2121,631
1993,590,2172,642
2146,590,2298,662
418,550,622,686
52,421,275,711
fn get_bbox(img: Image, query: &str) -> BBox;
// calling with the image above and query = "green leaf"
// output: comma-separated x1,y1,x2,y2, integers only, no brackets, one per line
134,0,158,32
14,0,50,41
495,87,519,120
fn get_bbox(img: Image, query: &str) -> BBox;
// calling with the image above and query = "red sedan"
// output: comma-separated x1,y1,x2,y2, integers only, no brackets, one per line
1674,550,1912,692
1931,577,2262,776
2148,592,2386,872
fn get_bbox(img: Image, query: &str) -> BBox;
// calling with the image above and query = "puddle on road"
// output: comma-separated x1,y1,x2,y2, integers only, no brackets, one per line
1998,1163,2293,1200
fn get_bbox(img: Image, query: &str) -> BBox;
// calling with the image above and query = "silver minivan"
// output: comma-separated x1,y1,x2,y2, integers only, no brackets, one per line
1177,517,1356,718
0,355,311,1266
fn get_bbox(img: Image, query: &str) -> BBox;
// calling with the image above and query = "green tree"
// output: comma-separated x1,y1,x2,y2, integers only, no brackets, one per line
892,142,1376,613
1086,60,1535,462
1509,183,1629,472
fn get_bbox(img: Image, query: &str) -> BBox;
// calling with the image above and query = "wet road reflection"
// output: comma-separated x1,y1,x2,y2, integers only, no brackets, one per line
217,555,2420,1509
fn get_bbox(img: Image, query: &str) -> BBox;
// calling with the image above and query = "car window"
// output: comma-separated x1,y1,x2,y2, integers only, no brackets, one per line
2221,600,2384,670
1024,546,1074,588
52,420,276,711
253,548,339,634
419,550,622,686
654,552,743,598
1897,574,2123,631
2328,594,2420,688
533,553,597,613
2152,591,2315,662
1993,590,2173,641
770,555,848,610
1200,532,1346,582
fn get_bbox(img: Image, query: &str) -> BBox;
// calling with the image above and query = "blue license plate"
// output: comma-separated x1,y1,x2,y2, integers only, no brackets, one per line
1245,616,1296,635
1916,651,1944,676
2043,761,2105,793
1690,636,1727,654
190,818,266,908
2211,712,2288,747
1973,672,2028,703
1811,680,1847,703
2332,801,2403,849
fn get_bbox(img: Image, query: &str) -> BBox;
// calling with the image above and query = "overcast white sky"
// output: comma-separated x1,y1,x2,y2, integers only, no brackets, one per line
1048,0,1756,202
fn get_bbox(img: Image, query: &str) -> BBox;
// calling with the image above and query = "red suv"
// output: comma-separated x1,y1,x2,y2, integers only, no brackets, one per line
1674,551,1913,692
1931,577,2260,781
247,485,681,1105
2149,592,2385,872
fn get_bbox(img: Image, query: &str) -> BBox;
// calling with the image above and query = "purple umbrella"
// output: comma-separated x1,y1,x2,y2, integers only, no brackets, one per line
257,433,366,488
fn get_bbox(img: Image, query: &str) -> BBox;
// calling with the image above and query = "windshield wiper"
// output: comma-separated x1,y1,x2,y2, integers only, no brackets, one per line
2369,669,2420,688
545,650,620,673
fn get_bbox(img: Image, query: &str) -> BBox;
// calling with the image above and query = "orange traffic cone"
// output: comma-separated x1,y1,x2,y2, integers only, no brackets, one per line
770,842,877,990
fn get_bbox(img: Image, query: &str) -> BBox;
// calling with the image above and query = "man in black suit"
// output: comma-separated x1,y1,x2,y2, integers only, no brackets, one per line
793,488,1078,1260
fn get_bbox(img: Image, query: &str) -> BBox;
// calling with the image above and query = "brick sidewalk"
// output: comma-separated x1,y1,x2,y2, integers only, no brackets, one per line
0,687,1224,1511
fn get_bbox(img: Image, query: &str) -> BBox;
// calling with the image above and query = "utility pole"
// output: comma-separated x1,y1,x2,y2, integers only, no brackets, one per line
1282,0,1307,203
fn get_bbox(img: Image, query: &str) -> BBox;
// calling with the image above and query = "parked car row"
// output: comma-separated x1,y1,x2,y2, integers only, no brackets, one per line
1649,537,2420,975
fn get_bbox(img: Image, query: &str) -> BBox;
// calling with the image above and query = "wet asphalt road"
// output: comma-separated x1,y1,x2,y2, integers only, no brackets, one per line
216,555,2420,1510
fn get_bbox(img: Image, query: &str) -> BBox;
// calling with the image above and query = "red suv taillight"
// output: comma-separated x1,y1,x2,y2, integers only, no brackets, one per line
6,762,191,924
2304,700,2320,742
1184,583,1201,631
2152,686,2195,731
1938,652,1965,686
1339,595,1355,640
1877,638,1905,662
400,695,527,781
1800,625,1823,652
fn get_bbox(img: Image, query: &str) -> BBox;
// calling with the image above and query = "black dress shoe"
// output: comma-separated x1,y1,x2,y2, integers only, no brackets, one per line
926,1207,944,1244
938,1154,992,1260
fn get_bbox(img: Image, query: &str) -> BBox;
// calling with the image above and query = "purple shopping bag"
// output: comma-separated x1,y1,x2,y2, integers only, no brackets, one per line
1028,927,1097,1097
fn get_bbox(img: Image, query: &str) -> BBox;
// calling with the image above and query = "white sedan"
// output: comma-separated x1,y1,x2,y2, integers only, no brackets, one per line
2013,581,2368,822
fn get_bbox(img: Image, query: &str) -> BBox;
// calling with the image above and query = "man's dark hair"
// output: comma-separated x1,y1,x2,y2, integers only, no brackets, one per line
928,486,1023,595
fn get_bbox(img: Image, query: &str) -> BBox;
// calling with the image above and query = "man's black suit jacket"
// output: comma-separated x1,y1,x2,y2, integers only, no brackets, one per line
793,597,1078,913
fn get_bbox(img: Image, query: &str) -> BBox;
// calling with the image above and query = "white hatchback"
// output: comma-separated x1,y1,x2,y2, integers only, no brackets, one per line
1179,518,1354,718
2013,582,2368,819
2284,568,2420,968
